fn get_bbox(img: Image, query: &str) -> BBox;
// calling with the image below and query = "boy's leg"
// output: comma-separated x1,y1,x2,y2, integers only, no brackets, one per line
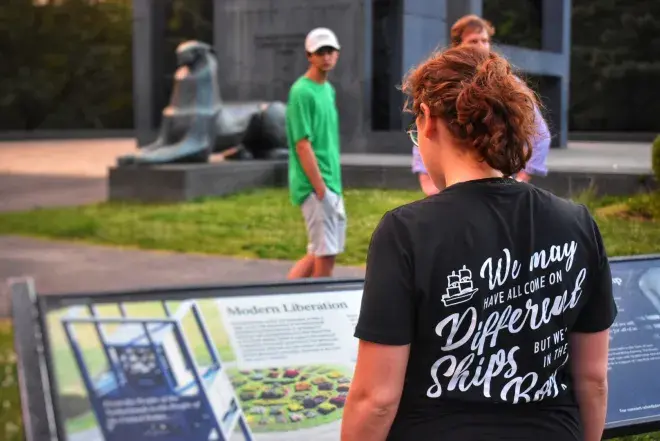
312,255,336,278
287,253,315,279
310,190,347,278
288,195,321,279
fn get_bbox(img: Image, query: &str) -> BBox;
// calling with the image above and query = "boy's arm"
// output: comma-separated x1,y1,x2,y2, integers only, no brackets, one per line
297,139,327,199
288,89,327,198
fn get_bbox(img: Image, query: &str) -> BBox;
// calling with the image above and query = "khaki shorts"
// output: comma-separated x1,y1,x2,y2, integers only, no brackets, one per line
301,189,347,257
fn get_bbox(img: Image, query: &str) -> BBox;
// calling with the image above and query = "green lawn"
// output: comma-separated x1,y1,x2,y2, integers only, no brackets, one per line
0,188,416,266
0,320,24,441
0,188,659,264
0,188,659,441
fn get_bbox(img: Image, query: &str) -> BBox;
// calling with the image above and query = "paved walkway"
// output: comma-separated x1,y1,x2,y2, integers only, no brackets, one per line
0,236,363,293
0,138,135,178
0,139,134,212
0,236,364,317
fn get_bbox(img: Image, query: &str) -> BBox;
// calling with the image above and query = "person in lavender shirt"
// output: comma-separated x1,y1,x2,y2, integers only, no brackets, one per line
412,14,551,196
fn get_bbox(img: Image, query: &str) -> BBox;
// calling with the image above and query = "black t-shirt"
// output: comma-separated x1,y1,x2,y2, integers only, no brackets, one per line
354,177,618,441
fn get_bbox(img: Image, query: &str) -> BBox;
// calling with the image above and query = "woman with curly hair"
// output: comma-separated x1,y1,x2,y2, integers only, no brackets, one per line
342,46,616,441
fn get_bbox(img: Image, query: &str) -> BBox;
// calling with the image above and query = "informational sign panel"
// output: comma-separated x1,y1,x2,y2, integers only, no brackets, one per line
217,290,362,370
38,282,364,441
606,257,660,434
27,257,660,440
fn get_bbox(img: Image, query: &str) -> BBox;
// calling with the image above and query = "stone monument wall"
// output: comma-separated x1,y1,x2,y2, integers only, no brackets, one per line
213,0,370,152
132,0,570,152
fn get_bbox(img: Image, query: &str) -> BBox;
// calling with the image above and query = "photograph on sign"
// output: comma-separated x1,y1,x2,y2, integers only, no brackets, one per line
44,289,363,441
607,258,660,429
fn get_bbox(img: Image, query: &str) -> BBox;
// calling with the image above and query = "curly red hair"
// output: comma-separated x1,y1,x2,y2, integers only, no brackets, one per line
402,46,538,176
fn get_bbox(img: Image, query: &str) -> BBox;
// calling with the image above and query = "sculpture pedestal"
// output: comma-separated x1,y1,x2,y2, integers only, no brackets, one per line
108,161,287,203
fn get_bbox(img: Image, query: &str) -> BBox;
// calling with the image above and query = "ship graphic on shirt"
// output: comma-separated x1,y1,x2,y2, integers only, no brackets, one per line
442,265,479,307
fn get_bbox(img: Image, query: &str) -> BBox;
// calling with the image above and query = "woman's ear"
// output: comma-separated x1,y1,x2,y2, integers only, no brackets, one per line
419,103,436,141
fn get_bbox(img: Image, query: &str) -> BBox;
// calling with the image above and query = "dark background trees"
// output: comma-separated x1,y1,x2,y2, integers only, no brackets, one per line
485,0,660,133
0,0,211,132
0,0,658,133
0,0,134,130
569,0,660,132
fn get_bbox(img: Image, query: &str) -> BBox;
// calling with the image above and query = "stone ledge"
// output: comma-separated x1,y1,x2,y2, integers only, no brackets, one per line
532,171,656,198
108,160,287,203
343,164,656,197
108,159,655,203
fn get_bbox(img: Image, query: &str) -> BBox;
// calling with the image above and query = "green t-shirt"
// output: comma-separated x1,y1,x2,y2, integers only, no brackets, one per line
285,76,342,206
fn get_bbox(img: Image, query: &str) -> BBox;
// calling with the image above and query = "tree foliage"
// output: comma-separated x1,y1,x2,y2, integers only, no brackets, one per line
483,0,543,50
0,0,133,130
570,0,660,132
2,0,659,133
485,0,660,133
0,0,216,131
653,135,660,184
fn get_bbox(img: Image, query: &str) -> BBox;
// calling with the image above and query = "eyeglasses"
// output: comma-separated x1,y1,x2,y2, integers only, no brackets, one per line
406,123,419,147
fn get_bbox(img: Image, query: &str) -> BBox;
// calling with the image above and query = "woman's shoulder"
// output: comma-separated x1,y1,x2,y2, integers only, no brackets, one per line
382,184,595,238
386,194,457,223
376,195,463,243
528,185,593,220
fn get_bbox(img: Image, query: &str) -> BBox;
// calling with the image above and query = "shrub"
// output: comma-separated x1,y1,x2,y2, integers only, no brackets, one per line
653,135,660,184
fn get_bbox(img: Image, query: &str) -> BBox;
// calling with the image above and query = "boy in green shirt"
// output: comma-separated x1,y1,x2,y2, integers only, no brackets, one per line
286,27,346,279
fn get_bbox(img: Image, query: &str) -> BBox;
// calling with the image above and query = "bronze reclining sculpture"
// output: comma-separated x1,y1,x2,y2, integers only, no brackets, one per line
118,40,288,166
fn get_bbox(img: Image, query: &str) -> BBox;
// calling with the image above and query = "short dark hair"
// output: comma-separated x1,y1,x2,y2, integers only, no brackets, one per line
450,14,496,47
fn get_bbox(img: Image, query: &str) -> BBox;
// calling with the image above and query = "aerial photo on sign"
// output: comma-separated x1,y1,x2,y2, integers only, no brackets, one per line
47,289,363,441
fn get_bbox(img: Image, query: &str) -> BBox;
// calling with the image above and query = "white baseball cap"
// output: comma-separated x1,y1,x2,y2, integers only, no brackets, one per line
305,28,341,53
